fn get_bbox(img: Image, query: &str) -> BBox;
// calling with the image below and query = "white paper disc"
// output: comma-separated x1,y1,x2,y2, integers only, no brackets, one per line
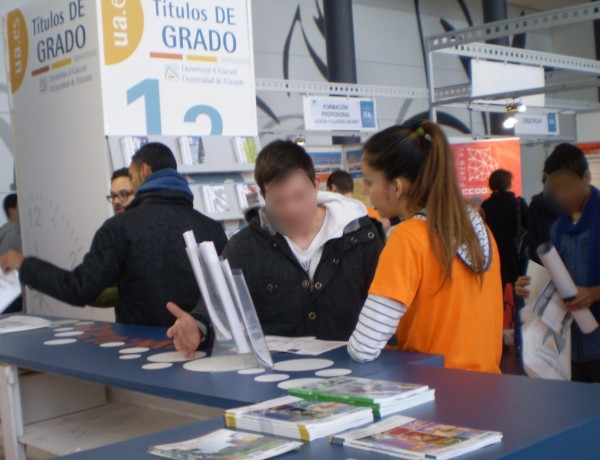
74,321,95,326
277,377,326,390
54,327,74,332
119,347,150,354
315,368,352,377
55,331,84,337
147,351,207,363
273,359,334,372
50,320,79,326
238,368,266,375
119,354,141,360
254,374,289,383
142,362,173,370
44,339,77,346
183,354,256,373
99,341,126,348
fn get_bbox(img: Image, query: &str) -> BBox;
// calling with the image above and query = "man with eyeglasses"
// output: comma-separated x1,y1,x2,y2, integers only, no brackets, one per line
106,168,135,214
88,168,136,315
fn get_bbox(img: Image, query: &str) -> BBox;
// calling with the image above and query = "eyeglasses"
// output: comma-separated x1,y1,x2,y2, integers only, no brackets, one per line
106,190,134,202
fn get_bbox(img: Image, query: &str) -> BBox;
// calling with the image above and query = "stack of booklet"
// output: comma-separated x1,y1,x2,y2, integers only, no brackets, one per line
224,395,373,441
331,415,503,459
148,428,302,459
287,376,435,418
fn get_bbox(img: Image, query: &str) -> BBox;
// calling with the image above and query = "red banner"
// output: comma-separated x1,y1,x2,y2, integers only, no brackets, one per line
451,138,522,200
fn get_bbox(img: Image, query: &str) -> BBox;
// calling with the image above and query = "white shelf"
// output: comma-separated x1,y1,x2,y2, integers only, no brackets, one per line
18,403,200,457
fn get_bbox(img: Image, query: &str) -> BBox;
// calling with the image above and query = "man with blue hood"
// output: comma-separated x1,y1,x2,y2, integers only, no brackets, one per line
0,142,226,328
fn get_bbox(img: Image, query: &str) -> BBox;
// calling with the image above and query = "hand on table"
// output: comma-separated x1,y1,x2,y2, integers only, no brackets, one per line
0,250,24,274
166,302,203,358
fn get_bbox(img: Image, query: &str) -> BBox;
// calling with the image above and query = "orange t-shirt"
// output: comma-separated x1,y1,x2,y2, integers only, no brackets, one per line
367,207,381,219
369,218,503,373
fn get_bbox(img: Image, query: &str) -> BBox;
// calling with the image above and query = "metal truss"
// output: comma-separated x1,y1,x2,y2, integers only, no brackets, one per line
427,3,600,51
255,78,428,99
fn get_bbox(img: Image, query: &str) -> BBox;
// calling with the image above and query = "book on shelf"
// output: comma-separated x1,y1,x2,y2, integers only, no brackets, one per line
233,136,261,163
178,136,206,165
331,415,502,460
119,136,148,166
287,376,434,418
201,184,230,214
224,395,373,441
148,428,302,460
235,184,263,210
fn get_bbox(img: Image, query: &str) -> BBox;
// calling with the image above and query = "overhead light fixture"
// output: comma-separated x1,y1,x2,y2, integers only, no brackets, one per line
294,135,305,146
502,100,526,130
505,101,526,113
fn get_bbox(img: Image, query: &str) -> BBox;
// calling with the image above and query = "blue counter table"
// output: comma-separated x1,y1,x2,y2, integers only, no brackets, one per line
59,364,600,459
0,317,440,459
2,317,600,459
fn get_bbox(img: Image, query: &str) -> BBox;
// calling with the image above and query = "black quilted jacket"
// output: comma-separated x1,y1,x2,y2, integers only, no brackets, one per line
194,206,384,342
20,189,227,327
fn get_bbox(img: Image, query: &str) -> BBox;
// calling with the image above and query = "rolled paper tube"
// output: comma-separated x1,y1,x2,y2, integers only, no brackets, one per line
537,243,599,334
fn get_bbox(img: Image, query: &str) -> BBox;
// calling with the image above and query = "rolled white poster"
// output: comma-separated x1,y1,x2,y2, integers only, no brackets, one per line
537,243,599,334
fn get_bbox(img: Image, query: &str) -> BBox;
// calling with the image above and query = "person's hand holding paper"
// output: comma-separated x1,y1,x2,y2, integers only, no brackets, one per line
0,250,25,274
565,287,600,311
537,243,599,334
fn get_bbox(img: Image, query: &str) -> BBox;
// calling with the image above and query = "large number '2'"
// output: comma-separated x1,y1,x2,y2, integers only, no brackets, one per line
126,79,224,135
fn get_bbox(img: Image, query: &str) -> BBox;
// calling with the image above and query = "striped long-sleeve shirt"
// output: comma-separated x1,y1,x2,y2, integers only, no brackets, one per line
347,294,406,362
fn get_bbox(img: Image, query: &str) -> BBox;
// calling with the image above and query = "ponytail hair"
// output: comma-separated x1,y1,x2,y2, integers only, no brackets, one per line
363,121,485,283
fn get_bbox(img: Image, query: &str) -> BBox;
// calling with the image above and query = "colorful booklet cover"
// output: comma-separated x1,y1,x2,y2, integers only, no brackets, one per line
233,136,260,163
225,395,373,441
331,415,502,460
148,428,302,460
287,376,433,417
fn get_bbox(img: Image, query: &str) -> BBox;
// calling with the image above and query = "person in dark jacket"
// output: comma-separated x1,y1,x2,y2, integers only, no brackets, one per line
166,140,384,357
481,169,529,285
527,176,559,265
0,143,227,328
481,169,528,352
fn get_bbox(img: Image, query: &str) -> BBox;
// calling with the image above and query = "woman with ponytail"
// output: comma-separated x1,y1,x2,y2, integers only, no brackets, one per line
348,121,503,373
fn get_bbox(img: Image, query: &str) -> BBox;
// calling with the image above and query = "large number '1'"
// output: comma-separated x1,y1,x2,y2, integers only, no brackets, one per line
126,79,224,135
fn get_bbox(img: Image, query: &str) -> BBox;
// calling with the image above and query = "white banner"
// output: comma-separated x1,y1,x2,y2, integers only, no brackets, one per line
98,0,257,136
515,113,559,136
5,0,114,320
303,96,377,132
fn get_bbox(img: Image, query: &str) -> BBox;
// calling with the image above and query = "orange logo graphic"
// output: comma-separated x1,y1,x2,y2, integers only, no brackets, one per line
6,9,28,94
101,0,143,65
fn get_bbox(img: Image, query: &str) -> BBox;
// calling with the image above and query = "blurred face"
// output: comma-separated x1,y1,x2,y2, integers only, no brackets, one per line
263,170,320,237
109,176,134,214
545,169,591,216
361,158,405,219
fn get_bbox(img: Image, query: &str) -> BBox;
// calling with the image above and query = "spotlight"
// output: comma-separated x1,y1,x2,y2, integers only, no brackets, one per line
294,135,305,146
502,116,518,129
